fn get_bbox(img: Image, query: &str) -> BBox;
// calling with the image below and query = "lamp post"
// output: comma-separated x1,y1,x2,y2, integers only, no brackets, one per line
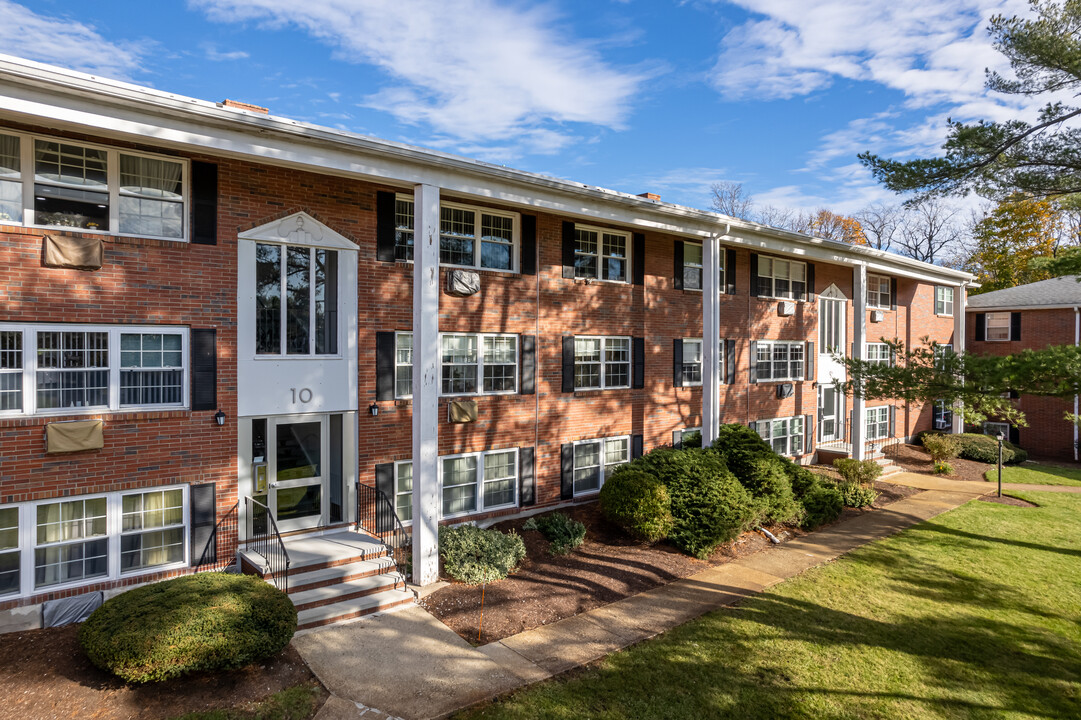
996,432,1004,498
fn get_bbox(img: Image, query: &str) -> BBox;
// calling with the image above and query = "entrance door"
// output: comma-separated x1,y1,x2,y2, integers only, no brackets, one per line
251,415,328,533
818,385,842,443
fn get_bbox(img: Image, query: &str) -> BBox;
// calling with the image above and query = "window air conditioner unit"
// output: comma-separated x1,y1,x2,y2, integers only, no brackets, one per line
870,310,884,323
776,383,794,399
778,301,796,317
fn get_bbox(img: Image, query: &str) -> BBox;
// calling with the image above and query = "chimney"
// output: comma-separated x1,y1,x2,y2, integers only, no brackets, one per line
637,192,661,201
221,99,269,115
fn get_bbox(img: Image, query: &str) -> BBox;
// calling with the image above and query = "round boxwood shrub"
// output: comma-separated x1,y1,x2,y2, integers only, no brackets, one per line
599,466,674,542
80,572,297,684
953,433,1026,464
662,450,756,558
799,480,844,530
742,457,803,525
439,524,526,584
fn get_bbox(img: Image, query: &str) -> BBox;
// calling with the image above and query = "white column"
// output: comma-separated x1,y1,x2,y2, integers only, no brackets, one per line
702,233,722,446
851,264,868,460
952,283,967,434
411,183,440,586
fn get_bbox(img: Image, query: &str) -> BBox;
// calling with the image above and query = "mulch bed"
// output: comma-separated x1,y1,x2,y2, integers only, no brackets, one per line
0,625,325,720
421,480,919,646
887,443,993,483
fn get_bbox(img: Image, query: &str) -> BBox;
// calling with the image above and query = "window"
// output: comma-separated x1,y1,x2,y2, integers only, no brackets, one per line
933,400,953,430
983,421,1010,439
683,242,703,290
677,427,702,447
866,343,891,366
682,339,703,385
867,275,891,309
934,343,953,370
572,437,629,495
0,507,17,596
120,489,184,572
935,286,955,316
757,257,806,299
866,406,890,440
394,461,412,522
393,332,518,398
255,244,339,356
0,325,188,416
755,341,804,381
441,449,518,517
574,336,630,390
754,417,804,457
575,225,629,282
0,131,189,239
394,196,518,271
34,497,108,589
986,312,1011,341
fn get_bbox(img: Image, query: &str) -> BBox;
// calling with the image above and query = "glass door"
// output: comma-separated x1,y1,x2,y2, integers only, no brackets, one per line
818,385,841,443
271,417,326,532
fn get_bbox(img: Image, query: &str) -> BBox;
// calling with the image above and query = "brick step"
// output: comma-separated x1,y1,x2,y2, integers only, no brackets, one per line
287,556,398,593
296,588,415,630
288,573,405,612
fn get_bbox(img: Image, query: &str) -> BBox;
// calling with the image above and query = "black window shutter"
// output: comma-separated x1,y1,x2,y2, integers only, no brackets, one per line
673,339,684,387
376,191,397,262
519,335,536,395
633,233,646,286
890,277,898,311
805,262,816,301
749,253,759,297
672,430,683,449
562,221,576,279
1009,425,1020,445
521,214,537,275
375,463,394,532
889,406,897,438
519,447,536,506
748,340,758,383
560,444,574,499
189,482,216,566
562,336,576,393
191,329,217,411
631,434,644,459
804,414,814,455
975,313,986,341
673,241,684,290
726,339,736,385
632,337,645,389
805,341,814,380
375,331,396,401
1011,312,1022,341
726,249,737,294
190,161,218,245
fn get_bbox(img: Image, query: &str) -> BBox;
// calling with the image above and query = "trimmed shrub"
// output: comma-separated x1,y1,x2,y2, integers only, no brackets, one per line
663,450,756,558
523,512,586,555
922,433,961,465
439,524,526,584
915,429,944,446
712,423,817,498
833,458,883,486
800,480,844,530
933,461,955,475
80,573,296,684
598,467,674,542
743,457,803,525
837,481,878,508
953,433,1027,464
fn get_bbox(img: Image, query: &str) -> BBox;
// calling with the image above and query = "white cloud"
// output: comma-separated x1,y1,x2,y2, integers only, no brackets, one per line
0,0,144,79
615,167,736,208
203,44,250,61
190,0,651,153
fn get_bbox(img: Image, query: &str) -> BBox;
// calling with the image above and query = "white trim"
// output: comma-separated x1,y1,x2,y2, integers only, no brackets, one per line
756,255,808,301
867,274,892,310
935,285,955,317
238,210,358,251
570,435,630,497
866,405,891,441
681,338,704,387
393,331,519,399
572,222,631,284
754,340,806,381
985,311,1012,342
753,416,806,457
393,194,520,273
573,335,632,391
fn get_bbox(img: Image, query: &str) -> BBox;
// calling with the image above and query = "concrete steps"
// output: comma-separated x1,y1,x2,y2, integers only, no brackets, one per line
296,588,416,630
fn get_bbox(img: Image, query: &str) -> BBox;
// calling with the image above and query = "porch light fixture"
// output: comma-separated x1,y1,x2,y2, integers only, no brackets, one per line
214,409,226,426
369,403,379,417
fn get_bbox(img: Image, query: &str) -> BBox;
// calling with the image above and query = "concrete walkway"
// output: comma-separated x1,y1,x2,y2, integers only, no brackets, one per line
883,470,1081,494
297,478,989,720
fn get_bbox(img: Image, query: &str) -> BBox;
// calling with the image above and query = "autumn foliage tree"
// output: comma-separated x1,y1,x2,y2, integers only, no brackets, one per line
967,196,1060,293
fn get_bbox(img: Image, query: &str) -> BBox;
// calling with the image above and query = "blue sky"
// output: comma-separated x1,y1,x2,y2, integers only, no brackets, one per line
0,0,1035,214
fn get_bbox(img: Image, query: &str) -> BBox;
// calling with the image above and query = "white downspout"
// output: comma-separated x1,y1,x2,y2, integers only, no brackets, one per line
1074,306,1079,461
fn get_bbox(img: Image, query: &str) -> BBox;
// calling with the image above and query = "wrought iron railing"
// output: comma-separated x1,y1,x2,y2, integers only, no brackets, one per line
817,417,850,452
356,483,411,584
864,434,903,462
243,496,291,593
194,500,238,571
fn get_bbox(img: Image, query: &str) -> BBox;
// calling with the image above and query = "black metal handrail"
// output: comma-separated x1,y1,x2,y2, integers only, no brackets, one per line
817,417,850,450
356,483,411,583
243,496,291,593
194,500,238,571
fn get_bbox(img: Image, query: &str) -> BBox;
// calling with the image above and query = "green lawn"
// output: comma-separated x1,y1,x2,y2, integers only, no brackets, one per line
984,463,1081,487
460,493,1081,720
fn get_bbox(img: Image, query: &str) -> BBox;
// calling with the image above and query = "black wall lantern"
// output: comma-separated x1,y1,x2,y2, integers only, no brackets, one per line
369,403,379,417
214,409,226,426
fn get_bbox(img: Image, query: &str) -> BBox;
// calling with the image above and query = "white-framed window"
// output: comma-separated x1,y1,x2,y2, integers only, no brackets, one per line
393,196,519,272
0,324,188,416
574,336,630,390
0,129,188,241
757,256,806,300
867,275,891,309
255,243,339,356
682,339,703,385
394,461,413,522
683,242,703,290
753,417,805,457
933,400,953,430
935,286,955,316
755,341,804,381
0,484,189,597
986,312,1011,341
393,332,518,399
933,343,953,370
983,421,1010,439
676,427,702,448
866,342,892,366
575,225,629,282
866,406,890,440
572,436,629,495
441,449,519,517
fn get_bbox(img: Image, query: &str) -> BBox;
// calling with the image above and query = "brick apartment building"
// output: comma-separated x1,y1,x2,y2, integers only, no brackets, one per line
0,55,971,630
966,276,1081,461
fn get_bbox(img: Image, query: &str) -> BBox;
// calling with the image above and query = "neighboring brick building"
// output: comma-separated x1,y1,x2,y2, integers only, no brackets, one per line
0,56,971,630
966,276,1081,461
